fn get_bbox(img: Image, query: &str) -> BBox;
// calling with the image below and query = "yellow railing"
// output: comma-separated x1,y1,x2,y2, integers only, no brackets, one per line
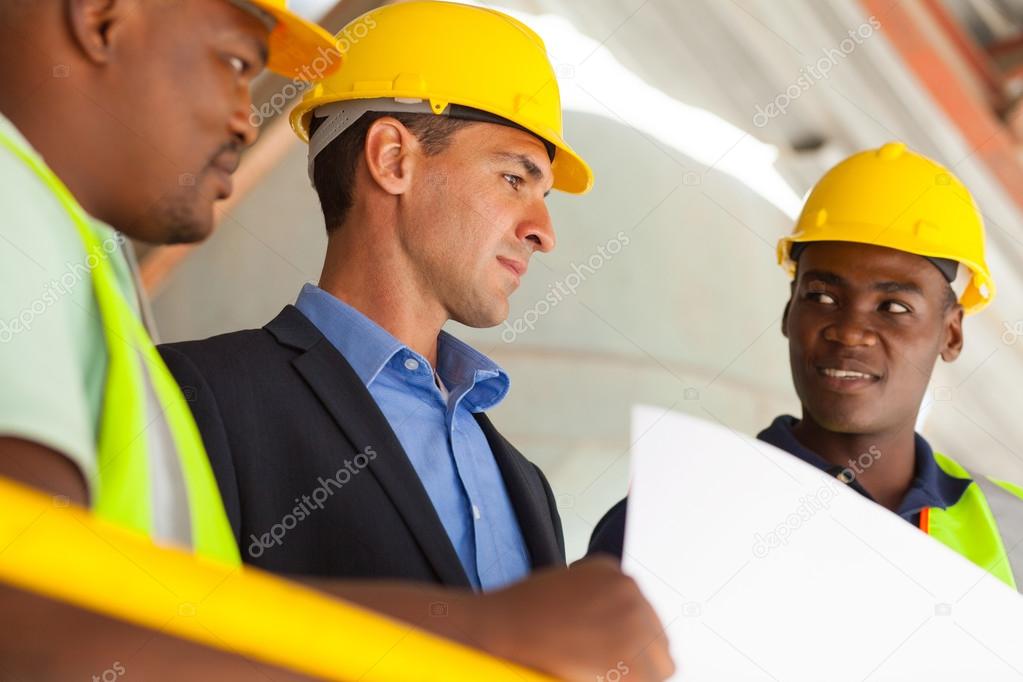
0,476,554,681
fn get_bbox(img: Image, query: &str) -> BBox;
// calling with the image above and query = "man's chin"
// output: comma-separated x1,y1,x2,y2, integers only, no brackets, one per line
451,302,509,330
164,219,215,245
137,192,217,246
807,408,881,436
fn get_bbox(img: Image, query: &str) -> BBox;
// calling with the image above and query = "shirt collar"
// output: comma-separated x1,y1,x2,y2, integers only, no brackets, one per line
436,330,509,411
294,284,510,410
0,111,37,157
756,415,970,514
294,283,404,387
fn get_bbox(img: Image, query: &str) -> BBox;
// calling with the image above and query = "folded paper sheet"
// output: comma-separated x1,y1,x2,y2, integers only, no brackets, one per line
623,406,1023,681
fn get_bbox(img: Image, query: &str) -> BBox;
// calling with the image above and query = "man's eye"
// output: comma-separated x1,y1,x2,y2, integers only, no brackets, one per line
807,291,836,305
503,174,523,190
227,55,250,75
881,300,911,314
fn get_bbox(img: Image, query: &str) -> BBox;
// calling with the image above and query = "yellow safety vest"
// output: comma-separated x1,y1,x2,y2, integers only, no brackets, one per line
0,130,240,566
925,452,1023,592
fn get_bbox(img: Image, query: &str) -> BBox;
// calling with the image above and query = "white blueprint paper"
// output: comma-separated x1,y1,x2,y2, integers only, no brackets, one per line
623,405,1023,681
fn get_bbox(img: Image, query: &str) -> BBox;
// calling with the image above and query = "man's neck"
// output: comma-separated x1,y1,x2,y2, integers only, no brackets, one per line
790,414,917,512
0,56,114,228
318,228,447,368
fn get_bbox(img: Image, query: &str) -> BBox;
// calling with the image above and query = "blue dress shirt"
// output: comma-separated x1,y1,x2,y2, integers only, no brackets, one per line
295,283,531,590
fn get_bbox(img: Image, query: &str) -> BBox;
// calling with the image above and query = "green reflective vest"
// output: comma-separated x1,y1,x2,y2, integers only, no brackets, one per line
928,452,1023,592
0,129,240,566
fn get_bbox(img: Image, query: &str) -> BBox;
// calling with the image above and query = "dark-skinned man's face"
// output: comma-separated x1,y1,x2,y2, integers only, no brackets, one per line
782,241,964,436
104,0,269,243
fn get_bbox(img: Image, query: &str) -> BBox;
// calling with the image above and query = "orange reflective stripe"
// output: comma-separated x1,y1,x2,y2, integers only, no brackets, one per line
919,506,930,534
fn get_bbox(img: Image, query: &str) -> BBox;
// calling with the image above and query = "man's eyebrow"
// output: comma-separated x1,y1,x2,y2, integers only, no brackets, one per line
801,269,925,296
872,280,924,296
493,152,547,182
226,0,272,66
800,270,846,287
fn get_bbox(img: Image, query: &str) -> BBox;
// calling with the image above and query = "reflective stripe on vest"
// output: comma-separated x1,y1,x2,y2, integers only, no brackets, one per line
0,131,240,566
926,453,1023,593
971,474,1023,591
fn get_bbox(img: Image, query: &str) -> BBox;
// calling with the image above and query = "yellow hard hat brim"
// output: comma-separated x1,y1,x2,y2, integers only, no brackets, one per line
245,0,341,80
513,117,592,194
549,135,593,195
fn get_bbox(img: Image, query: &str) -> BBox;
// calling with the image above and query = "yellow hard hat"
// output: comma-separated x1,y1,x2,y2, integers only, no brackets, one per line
290,1,594,194
777,142,995,315
240,0,340,79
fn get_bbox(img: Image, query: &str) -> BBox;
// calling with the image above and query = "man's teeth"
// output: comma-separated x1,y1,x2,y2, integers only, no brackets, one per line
822,368,872,379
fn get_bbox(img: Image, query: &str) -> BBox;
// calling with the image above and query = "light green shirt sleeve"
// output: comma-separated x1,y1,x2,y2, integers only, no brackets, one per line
0,134,117,494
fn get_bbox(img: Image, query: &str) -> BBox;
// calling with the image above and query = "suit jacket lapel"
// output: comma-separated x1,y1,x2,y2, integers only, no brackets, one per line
267,306,471,588
475,413,564,568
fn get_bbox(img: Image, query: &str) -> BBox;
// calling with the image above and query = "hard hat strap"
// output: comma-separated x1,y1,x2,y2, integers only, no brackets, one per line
307,98,556,182
308,99,438,181
949,264,968,300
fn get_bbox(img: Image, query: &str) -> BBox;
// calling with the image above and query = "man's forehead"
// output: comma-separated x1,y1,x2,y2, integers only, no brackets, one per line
225,0,277,30
471,119,548,156
798,241,929,271
189,0,271,62
185,0,273,41
796,242,942,286
484,128,553,176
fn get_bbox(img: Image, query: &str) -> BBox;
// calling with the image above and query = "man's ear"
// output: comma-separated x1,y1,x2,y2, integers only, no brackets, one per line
363,117,418,196
68,0,124,64
940,305,965,362
781,282,795,338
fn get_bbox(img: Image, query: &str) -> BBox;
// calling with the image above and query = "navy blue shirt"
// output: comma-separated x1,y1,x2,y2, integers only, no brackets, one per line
587,414,971,559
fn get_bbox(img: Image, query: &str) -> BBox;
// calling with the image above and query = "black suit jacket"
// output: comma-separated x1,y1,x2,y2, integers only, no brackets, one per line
158,305,564,587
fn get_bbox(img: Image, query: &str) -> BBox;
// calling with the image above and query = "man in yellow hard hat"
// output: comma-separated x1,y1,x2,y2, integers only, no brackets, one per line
0,2,672,680
161,2,670,678
163,0,588,590
0,1,335,676
589,143,1023,593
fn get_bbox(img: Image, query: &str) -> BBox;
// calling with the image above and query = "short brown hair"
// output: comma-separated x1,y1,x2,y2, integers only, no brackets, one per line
309,113,473,232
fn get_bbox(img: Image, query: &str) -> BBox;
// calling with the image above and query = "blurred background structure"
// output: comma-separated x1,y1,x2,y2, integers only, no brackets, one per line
142,0,1023,560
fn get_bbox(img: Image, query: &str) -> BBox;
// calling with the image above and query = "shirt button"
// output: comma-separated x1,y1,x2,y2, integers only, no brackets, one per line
472,504,482,520
404,358,420,371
